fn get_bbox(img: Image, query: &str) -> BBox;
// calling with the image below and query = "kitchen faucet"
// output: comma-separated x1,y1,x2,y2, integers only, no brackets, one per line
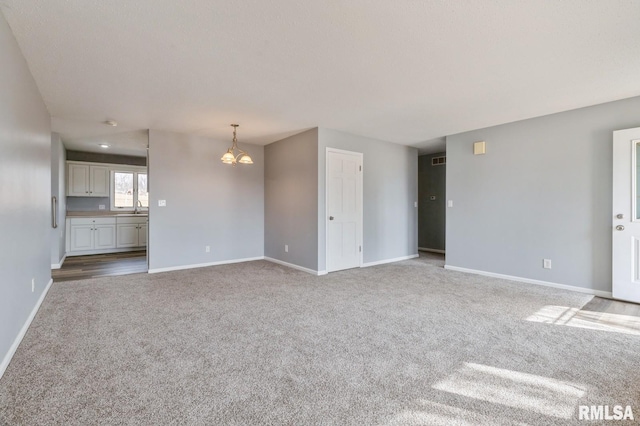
135,199,143,214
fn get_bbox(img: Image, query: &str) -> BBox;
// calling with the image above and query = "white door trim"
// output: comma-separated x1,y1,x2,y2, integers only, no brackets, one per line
325,147,364,272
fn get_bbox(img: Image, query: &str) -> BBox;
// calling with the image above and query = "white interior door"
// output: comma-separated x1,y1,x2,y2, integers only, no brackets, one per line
326,149,363,273
612,127,640,303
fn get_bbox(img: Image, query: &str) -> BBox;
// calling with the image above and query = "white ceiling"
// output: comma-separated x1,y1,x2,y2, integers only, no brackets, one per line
2,1,640,155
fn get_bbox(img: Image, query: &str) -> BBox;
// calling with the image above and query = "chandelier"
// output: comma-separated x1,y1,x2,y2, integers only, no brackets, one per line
221,124,253,165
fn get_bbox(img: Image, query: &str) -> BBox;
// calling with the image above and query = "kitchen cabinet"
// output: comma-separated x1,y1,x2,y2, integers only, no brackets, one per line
67,162,109,197
116,216,147,248
66,215,147,256
68,218,116,252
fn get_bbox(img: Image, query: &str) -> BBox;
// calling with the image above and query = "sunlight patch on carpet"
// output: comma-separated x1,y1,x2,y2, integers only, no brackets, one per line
432,363,585,419
526,305,640,336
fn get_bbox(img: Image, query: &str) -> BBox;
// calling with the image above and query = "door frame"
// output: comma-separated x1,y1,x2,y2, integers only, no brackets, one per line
325,147,364,272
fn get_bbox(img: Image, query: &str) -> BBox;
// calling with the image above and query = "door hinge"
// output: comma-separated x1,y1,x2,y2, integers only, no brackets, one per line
359,165,362,172
359,246,362,252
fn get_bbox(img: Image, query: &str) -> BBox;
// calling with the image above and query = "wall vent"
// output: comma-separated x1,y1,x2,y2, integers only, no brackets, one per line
431,156,446,166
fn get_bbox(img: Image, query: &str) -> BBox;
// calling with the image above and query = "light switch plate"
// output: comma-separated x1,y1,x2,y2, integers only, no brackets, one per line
448,200,453,207
158,200,166,207
474,141,486,155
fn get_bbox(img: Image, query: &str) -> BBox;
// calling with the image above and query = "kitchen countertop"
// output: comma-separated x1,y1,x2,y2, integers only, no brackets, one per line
66,211,148,218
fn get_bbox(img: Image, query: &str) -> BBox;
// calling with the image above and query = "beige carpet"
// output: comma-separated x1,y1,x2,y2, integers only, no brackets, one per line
1,254,639,425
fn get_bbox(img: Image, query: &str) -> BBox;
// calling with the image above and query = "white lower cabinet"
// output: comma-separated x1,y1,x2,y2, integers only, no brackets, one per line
69,224,94,251
95,224,117,249
138,224,147,247
116,216,147,248
69,218,116,252
67,215,147,255
117,224,139,247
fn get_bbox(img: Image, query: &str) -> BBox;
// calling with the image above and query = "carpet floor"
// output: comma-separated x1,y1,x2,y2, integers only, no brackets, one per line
1,254,639,425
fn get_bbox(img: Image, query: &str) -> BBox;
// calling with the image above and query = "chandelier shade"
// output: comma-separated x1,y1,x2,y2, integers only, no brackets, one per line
221,124,253,166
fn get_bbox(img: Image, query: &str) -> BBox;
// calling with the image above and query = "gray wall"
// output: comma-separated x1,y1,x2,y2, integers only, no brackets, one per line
418,153,446,251
446,95,640,292
51,133,67,265
0,11,51,372
264,129,319,270
66,197,111,212
148,130,264,271
66,150,146,166
318,128,418,271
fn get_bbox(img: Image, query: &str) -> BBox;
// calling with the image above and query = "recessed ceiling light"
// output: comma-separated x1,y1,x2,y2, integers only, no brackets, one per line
105,120,117,127
98,143,110,149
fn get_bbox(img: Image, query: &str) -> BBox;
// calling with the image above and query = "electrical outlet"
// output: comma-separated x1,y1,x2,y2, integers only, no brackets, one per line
31,278,34,292
543,259,552,269
205,246,210,253
158,200,166,207
285,244,289,253
98,204,105,210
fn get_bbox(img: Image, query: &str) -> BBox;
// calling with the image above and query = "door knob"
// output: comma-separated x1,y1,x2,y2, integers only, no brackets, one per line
617,214,624,219
329,216,334,220
616,225,625,231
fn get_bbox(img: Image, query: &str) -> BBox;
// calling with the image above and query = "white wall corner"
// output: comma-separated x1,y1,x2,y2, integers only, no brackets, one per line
148,256,265,274
51,253,67,270
264,257,323,276
362,254,419,268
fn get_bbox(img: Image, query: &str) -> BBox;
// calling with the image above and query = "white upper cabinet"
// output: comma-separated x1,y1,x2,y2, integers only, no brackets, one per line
67,162,111,197
90,166,110,196
68,163,90,196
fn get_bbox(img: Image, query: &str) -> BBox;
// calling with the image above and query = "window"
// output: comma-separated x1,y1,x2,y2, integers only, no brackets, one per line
431,156,446,166
138,173,149,207
111,169,148,211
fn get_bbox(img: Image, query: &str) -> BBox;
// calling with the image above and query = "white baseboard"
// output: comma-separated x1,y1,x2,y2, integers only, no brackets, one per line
148,256,264,274
444,265,612,298
264,257,323,276
362,254,419,268
0,278,53,380
418,247,445,254
51,253,67,269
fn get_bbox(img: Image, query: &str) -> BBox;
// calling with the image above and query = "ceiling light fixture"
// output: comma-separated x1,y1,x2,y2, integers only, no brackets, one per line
98,143,110,149
221,124,253,166
105,120,118,127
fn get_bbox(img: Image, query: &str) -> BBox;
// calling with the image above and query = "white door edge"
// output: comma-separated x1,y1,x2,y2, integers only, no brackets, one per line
325,147,363,273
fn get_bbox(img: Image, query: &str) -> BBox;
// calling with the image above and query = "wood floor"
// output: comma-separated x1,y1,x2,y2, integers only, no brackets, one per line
52,251,147,282
582,296,640,317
